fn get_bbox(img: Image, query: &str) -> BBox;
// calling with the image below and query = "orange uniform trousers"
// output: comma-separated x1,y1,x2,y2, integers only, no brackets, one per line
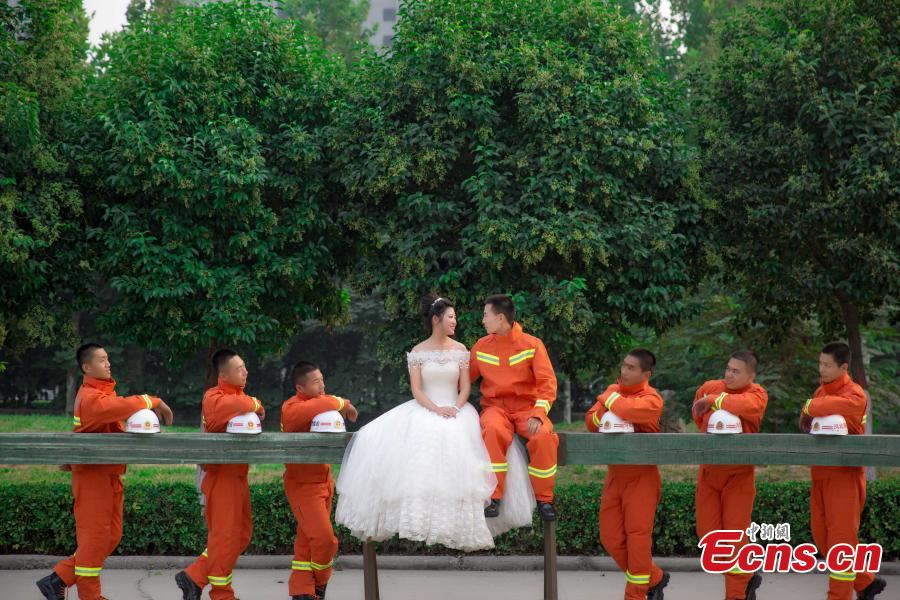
185,468,253,600
811,467,876,600
481,402,558,502
696,465,756,599
600,465,665,600
285,478,338,596
54,468,124,600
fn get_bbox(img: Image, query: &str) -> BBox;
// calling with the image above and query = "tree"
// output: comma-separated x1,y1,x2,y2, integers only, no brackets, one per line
0,0,91,363
330,0,706,381
79,0,356,367
125,0,186,26
695,0,899,390
280,0,373,62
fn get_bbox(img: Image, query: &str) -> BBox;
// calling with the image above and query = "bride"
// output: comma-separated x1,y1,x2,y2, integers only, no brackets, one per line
335,294,534,551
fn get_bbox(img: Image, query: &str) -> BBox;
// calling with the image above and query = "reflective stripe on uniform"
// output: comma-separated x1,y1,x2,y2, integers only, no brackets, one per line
292,561,312,571
201,548,208,558
803,399,813,415
476,352,500,366
829,571,856,582
714,392,727,411
141,394,153,409
491,462,509,473
592,412,601,428
625,571,650,584
605,392,621,410
535,399,551,414
528,464,557,479
311,560,333,570
74,566,102,577
509,349,536,366
208,573,233,586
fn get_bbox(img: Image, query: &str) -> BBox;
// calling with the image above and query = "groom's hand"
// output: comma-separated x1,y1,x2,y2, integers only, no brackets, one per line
527,417,542,435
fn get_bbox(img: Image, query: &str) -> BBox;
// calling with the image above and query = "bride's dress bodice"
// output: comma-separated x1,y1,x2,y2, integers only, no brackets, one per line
406,349,469,407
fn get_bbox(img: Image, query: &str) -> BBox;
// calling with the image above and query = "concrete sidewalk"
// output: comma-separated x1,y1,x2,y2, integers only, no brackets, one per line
5,568,896,599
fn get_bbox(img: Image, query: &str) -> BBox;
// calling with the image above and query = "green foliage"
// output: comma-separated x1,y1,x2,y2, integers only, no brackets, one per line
694,0,899,377
0,0,90,358
79,0,357,363
330,0,706,380
2,479,897,558
280,0,374,63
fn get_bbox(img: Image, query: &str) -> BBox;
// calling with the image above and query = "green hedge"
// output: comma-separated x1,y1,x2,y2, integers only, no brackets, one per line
1,480,898,559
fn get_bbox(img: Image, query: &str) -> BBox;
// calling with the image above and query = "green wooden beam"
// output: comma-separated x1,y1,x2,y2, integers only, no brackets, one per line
563,433,900,467
0,433,897,466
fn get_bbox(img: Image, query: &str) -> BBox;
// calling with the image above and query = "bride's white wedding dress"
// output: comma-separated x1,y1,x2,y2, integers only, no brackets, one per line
335,348,535,551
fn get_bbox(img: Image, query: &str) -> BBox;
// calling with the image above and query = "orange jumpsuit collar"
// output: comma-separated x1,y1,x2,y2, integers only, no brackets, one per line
617,379,649,395
82,375,117,393
216,378,245,395
821,372,851,394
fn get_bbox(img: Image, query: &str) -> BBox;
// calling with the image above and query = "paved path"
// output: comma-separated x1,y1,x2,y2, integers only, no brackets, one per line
6,568,895,599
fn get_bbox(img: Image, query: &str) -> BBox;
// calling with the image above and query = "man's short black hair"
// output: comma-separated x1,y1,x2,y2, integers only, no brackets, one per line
627,348,657,373
730,350,759,372
292,361,320,388
212,348,239,374
822,342,851,367
485,294,516,324
76,343,104,373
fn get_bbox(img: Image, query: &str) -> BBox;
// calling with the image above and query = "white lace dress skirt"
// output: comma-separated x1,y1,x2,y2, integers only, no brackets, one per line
335,349,534,551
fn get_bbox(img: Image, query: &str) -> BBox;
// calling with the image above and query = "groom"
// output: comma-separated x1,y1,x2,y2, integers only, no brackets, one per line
470,294,559,522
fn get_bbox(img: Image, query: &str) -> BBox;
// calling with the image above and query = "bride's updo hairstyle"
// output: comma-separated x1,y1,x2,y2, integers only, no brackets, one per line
420,294,455,331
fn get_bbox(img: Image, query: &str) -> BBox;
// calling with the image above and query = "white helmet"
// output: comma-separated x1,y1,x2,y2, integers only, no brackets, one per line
811,414,848,436
227,412,262,435
126,408,160,434
707,409,743,434
599,410,634,433
310,410,346,433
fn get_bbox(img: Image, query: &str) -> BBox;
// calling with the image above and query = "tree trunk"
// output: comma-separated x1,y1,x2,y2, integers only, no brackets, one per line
835,291,874,481
563,376,572,424
64,312,82,415
204,339,218,391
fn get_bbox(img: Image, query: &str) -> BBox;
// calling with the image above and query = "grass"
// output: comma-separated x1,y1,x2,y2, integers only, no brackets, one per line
2,414,897,485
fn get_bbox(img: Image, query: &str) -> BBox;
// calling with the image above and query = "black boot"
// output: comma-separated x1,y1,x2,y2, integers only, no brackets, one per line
291,596,316,600
647,571,670,600
316,584,328,599
35,572,66,600
858,576,887,600
537,501,557,522
744,572,763,600
484,499,500,517
175,570,202,600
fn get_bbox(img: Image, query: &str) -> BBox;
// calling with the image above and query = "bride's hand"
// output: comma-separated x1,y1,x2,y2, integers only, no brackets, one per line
434,406,458,419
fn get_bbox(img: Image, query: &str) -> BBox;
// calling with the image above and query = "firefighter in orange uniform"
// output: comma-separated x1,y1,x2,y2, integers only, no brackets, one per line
799,342,886,600
692,350,768,600
281,361,358,600
176,349,266,600
586,349,668,600
36,343,173,600
470,294,559,521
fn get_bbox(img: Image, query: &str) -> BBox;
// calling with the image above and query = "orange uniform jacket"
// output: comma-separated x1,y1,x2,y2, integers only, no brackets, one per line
281,393,348,482
72,376,161,475
694,379,767,470
586,381,663,435
803,373,867,479
201,381,264,476
693,380,767,434
470,322,557,417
